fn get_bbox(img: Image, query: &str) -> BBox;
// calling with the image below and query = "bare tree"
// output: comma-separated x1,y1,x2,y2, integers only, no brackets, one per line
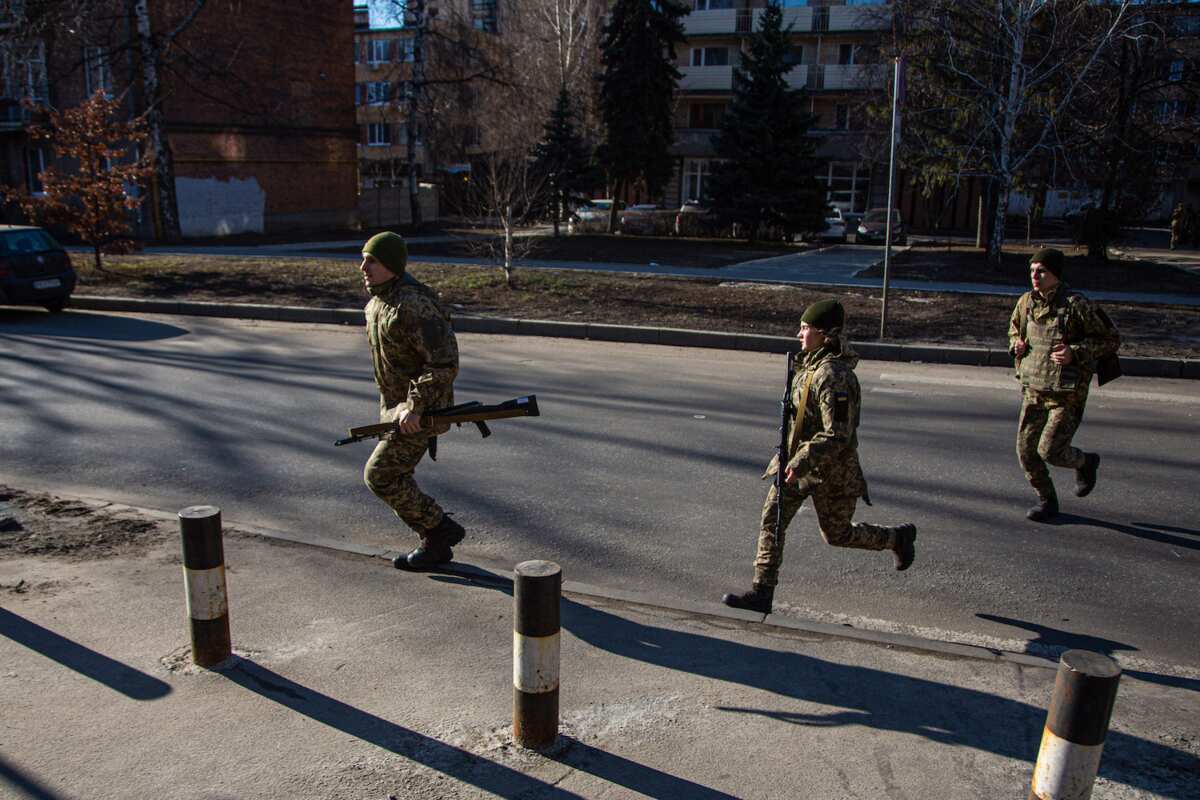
889,0,1135,265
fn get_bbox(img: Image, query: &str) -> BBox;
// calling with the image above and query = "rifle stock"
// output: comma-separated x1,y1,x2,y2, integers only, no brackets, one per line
334,395,540,446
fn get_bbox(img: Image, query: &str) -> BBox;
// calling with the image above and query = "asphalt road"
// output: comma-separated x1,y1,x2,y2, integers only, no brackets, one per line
2,308,1198,675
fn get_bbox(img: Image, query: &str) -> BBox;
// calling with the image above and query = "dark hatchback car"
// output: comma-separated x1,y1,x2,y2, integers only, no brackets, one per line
0,225,77,312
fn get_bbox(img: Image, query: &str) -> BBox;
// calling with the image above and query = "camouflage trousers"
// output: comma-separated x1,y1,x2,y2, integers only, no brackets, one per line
1016,387,1089,504
363,434,444,536
753,480,895,588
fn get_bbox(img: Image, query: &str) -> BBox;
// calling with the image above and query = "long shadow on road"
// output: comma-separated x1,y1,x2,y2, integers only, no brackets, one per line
431,569,1198,799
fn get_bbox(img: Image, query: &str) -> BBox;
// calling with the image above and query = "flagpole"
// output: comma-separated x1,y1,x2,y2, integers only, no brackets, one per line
880,56,900,340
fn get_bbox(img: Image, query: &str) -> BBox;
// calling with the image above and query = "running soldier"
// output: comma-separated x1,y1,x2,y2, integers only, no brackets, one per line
722,299,918,614
1008,248,1115,522
358,231,465,569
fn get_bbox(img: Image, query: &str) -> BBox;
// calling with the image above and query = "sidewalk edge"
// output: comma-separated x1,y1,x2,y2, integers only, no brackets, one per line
67,295,1195,380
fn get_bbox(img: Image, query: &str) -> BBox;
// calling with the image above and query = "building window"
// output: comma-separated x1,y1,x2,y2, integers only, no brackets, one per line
1168,60,1185,83
397,38,416,62
693,0,735,9
369,39,390,65
683,158,712,203
818,162,870,215
835,104,849,130
83,46,112,96
838,44,855,66
368,81,390,105
25,145,46,195
368,122,391,146
3,41,48,102
784,45,804,67
471,0,497,33
688,101,726,129
691,47,730,67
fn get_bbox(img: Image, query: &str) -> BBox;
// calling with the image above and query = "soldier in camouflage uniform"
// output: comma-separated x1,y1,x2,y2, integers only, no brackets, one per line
358,231,465,570
723,299,918,614
1008,247,1113,523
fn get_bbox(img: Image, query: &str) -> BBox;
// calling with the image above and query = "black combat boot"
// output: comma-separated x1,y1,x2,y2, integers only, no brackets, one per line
425,513,466,547
1026,498,1059,523
890,524,918,571
393,538,454,571
722,583,774,614
1074,453,1100,498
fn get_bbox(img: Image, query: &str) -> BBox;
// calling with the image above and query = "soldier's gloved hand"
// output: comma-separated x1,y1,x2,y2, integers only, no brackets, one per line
1013,339,1028,357
785,467,798,484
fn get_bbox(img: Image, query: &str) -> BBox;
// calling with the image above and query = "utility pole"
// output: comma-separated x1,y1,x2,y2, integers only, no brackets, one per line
879,56,900,340
404,0,427,228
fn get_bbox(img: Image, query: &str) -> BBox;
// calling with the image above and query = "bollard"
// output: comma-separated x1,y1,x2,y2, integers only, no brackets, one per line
179,505,232,668
513,560,561,750
1030,650,1122,800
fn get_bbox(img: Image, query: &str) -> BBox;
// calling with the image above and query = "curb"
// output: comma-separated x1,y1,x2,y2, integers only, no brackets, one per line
42,487,1060,673
69,294,1199,380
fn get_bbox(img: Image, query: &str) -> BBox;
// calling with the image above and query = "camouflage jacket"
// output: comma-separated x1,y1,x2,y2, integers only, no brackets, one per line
764,344,867,498
364,275,458,424
1007,284,1116,392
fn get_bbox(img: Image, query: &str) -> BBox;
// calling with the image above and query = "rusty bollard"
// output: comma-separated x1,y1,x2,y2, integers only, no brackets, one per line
513,560,561,750
1030,650,1122,800
179,506,232,668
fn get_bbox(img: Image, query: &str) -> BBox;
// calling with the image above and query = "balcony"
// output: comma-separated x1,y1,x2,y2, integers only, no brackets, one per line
678,65,734,92
670,128,720,157
828,5,890,32
786,63,885,92
683,9,741,36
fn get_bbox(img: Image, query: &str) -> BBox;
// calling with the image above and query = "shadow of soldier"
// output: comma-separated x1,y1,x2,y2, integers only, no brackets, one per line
430,569,1199,799
975,613,1200,693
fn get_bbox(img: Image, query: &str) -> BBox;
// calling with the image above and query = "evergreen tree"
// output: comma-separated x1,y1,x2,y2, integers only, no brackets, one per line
532,88,596,237
598,0,686,229
706,1,826,242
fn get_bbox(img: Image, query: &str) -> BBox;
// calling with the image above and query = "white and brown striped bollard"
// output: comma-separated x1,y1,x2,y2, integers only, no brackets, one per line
179,505,232,668
1030,650,1122,800
513,560,561,750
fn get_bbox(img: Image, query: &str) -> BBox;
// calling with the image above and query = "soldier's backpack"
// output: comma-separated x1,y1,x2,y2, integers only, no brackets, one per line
1092,306,1122,386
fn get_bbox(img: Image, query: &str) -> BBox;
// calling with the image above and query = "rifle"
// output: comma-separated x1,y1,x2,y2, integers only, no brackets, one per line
776,353,795,539
334,395,540,448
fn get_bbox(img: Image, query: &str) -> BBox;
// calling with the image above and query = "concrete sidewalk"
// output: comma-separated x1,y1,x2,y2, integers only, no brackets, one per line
2,496,1197,799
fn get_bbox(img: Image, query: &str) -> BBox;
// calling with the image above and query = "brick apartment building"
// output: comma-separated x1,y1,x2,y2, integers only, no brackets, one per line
669,0,891,221
352,0,499,226
1,0,357,239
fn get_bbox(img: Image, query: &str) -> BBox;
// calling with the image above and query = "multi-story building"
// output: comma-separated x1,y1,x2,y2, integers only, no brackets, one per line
1,0,357,238
669,0,891,221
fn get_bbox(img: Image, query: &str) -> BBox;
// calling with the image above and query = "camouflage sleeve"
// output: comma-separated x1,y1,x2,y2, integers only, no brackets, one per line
1066,295,1112,369
399,302,459,414
1008,294,1026,355
786,365,856,477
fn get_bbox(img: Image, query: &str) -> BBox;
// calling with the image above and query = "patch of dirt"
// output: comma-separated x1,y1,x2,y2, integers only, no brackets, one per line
0,487,168,561
69,244,1200,359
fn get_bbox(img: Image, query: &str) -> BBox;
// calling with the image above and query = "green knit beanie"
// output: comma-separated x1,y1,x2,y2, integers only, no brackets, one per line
1029,247,1064,278
801,299,845,331
362,231,408,276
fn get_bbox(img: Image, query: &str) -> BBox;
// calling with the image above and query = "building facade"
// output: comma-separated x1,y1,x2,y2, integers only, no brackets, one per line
669,0,891,220
2,0,357,239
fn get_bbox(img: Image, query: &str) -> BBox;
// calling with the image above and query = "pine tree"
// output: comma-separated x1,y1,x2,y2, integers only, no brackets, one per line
532,88,595,237
706,1,826,242
597,0,686,229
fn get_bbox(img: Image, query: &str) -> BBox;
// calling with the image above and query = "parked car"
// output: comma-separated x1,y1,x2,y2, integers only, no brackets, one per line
0,225,76,312
801,208,849,242
674,200,720,237
620,203,670,236
856,208,907,245
567,199,615,234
